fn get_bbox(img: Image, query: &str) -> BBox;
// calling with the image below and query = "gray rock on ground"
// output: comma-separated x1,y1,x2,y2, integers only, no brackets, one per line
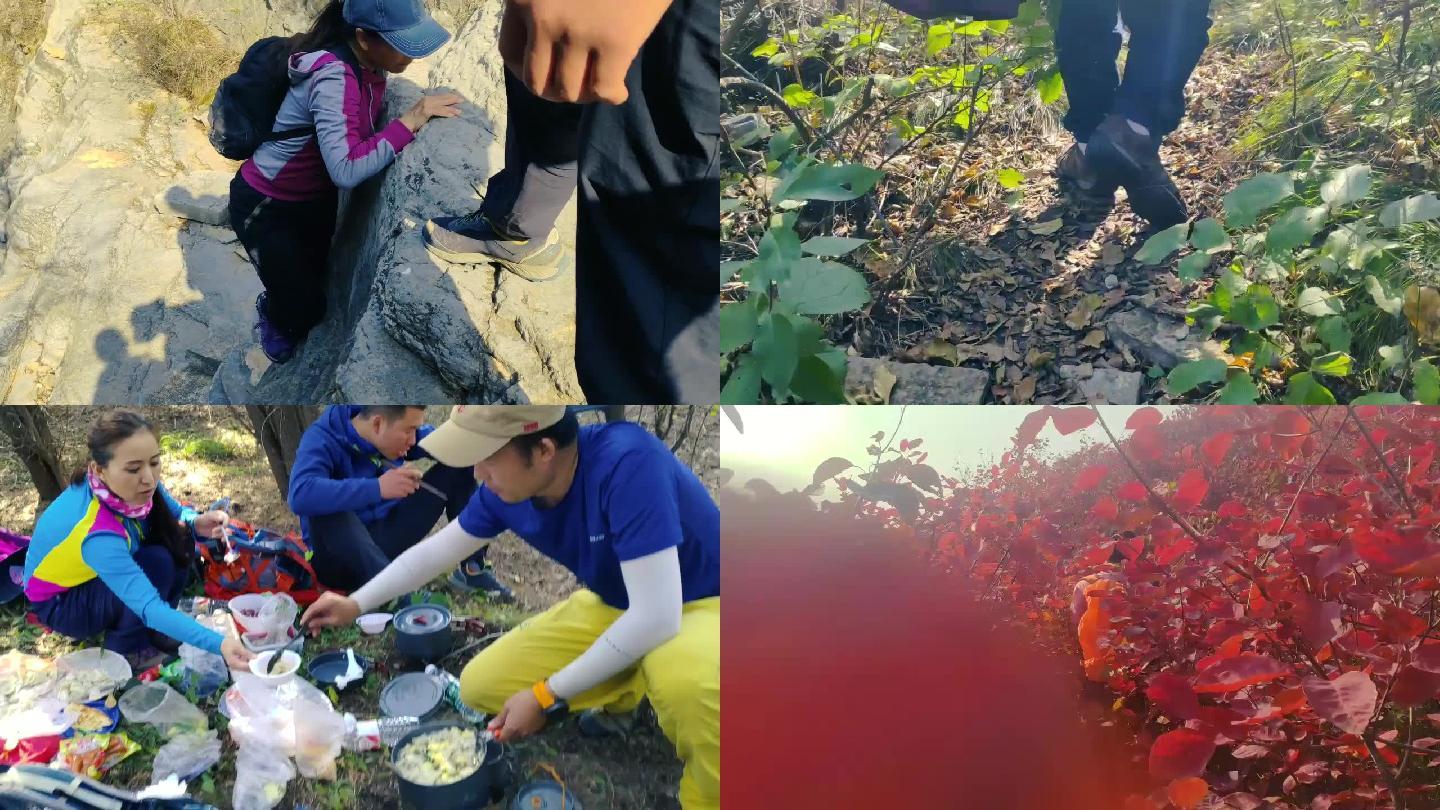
1106,309,1229,369
845,357,989,404
1080,367,1143,405
153,170,233,227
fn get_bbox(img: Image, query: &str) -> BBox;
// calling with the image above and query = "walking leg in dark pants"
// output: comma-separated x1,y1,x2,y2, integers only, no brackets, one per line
422,70,580,281
31,546,186,665
229,173,339,361
574,0,720,403
1053,0,1212,228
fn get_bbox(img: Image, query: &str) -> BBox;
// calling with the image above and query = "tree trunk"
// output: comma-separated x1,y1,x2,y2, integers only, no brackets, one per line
245,406,320,498
0,406,66,519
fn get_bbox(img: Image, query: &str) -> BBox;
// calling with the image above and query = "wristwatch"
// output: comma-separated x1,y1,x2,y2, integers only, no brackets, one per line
533,679,569,721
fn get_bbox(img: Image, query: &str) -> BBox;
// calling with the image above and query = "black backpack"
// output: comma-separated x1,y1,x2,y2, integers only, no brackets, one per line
207,37,361,161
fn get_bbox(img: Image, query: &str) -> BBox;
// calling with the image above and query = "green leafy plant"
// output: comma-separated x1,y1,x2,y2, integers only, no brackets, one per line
721,1,1061,402
1133,162,1440,404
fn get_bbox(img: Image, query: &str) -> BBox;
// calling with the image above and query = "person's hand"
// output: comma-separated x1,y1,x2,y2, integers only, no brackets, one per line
488,688,547,741
379,465,423,499
498,0,672,104
221,637,256,671
399,93,463,132
193,510,229,539
300,592,362,634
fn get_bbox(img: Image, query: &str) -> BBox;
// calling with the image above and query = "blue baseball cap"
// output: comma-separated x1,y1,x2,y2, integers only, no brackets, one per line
343,0,451,59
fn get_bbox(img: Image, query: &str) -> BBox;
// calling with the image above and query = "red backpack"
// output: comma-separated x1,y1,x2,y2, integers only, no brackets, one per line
193,514,330,605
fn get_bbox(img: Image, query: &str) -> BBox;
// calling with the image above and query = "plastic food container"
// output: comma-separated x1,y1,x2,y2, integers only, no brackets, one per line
357,613,393,635
55,649,132,703
248,650,301,685
227,594,269,633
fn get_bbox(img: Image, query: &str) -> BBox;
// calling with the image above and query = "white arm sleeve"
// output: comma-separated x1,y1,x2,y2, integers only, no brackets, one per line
349,519,487,612
546,547,684,700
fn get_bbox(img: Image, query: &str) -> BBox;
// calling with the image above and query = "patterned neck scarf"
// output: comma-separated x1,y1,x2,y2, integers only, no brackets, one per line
86,468,153,519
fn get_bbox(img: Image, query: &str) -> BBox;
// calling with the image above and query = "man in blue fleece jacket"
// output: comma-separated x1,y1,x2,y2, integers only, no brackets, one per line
288,405,512,599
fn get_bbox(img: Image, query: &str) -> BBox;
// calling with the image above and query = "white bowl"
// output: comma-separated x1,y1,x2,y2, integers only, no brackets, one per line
248,650,301,683
357,613,393,635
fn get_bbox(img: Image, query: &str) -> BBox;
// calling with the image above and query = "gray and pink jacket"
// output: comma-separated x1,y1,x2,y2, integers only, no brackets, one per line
240,48,414,201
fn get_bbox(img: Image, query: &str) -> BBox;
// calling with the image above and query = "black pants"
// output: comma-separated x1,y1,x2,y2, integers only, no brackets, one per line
477,0,720,404
1056,0,1213,141
229,173,340,341
32,545,186,654
307,463,481,593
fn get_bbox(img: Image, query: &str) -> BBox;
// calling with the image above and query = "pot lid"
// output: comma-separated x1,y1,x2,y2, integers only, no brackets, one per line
394,605,451,635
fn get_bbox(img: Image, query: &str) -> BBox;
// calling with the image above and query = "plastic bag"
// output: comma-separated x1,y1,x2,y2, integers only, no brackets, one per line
56,732,140,779
251,593,298,647
232,742,294,810
55,649,132,703
153,729,223,782
292,690,344,780
176,643,230,698
118,683,208,731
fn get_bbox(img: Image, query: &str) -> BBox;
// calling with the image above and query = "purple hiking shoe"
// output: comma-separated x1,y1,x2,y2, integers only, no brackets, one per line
254,292,296,363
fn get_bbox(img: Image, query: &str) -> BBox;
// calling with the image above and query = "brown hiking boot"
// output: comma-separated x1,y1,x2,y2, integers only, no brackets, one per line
1086,114,1188,228
1056,143,1118,207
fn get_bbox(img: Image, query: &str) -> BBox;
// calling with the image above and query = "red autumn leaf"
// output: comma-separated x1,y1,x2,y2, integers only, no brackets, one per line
1408,442,1436,485
1389,666,1440,708
1092,497,1119,521
1353,523,1440,576
1131,425,1166,461
1117,480,1149,502
1294,598,1344,651
1173,469,1209,512
1201,432,1235,466
909,438,924,450
1192,654,1289,694
1127,407,1164,430
1166,777,1208,810
1015,409,1050,449
1414,642,1440,674
1296,492,1347,518
1314,542,1358,580
1073,464,1111,494
1052,406,1098,435
1146,672,1200,720
1148,728,1216,782
1376,605,1426,644
899,439,909,452
1302,671,1377,735
1153,538,1196,566
1217,500,1247,518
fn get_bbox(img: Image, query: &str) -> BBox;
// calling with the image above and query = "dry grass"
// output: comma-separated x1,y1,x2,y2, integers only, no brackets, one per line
100,0,239,106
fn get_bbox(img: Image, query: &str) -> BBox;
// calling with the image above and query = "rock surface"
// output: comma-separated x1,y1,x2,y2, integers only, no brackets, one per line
845,357,989,404
153,170,233,226
1079,367,1143,405
1106,309,1229,369
0,0,580,403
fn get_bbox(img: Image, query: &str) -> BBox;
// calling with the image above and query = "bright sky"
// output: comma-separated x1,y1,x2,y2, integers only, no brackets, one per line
721,405,1176,494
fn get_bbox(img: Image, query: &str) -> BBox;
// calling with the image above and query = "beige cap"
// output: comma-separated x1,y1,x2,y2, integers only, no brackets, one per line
419,405,568,467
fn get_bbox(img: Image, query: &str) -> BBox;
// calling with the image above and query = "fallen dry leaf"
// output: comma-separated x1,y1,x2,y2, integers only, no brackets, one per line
1013,376,1037,403
1403,285,1440,345
922,339,959,366
1065,293,1105,330
873,364,898,403
1101,242,1125,266
1081,329,1106,348
1030,218,1063,235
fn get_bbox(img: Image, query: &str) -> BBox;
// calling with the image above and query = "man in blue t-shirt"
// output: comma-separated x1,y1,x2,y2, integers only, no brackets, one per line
288,405,511,599
302,406,720,809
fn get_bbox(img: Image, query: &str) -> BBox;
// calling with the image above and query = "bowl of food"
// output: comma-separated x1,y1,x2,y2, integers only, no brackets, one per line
228,594,270,634
248,650,301,684
391,723,505,809
357,613,393,635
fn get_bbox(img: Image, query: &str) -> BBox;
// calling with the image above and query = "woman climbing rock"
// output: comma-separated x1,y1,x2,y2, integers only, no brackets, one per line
20,410,254,673
229,0,462,363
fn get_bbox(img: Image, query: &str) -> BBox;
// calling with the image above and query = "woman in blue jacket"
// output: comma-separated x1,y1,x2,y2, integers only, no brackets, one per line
22,411,256,672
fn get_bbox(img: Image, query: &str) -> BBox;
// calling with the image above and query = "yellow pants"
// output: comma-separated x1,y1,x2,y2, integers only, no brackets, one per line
460,590,720,810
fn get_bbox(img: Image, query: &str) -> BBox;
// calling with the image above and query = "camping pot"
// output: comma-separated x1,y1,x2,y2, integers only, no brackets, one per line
391,722,507,810
393,604,454,663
